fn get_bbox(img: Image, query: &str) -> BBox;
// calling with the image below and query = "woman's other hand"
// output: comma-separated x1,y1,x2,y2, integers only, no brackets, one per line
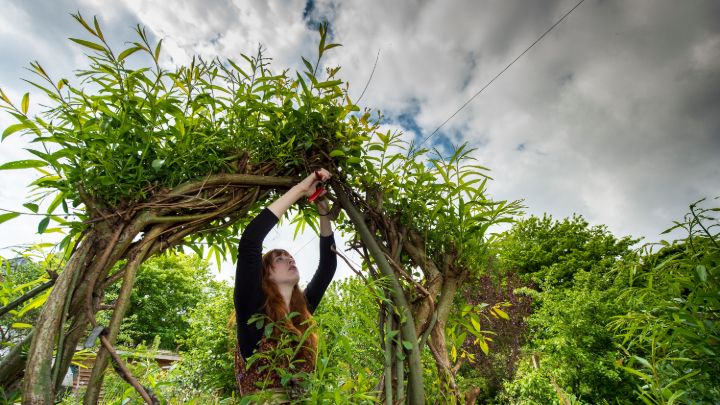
315,197,330,216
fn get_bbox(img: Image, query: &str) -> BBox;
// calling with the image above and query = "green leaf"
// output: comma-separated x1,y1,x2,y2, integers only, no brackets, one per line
154,39,163,61
0,160,47,170
93,16,104,40
17,289,50,317
71,13,96,36
402,340,413,350
21,93,29,114
0,87,10,104
696,265,707,282
69,38,106,52
478,338,489,355
0,212,21,225
618,365,652,382
11,322,33,329
632,356,652,370
315,80,342,89
329,150,345,158
2,123,26,140
301,57,314,74
318,24,326,55
493,307,510,320
117,46,142,62
470,317,481,332
37,216,50,234
151,159,165,171
23,203,39,213
46,192,65,215
323,43,342,51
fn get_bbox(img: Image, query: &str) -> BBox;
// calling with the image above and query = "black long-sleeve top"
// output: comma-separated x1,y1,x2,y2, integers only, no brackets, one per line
234,208,337,359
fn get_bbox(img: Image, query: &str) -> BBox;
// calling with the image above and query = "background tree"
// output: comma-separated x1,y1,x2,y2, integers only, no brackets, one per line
106,253,212,351
496,214,639,404
169,278,236,396
1,257,47,345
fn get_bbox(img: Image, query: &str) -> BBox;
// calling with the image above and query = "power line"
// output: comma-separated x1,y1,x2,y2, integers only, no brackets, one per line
418,0,587,148
292,234,364,274
292,235,316,257
356,49,381,105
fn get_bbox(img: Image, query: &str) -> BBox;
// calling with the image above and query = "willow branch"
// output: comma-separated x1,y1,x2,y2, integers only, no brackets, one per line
334,183,424,404
403,230,441,281
331,245,368,284
84,228,162,405
146,212,219,224
418,308,438,350
384,253,433,299
394,315,405,403
86,224,126,327
52,250,84,389
166,173,294,198
99,334,158,404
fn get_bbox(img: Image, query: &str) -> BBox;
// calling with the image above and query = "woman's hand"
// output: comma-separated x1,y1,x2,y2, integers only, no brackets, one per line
296,168,331,199
315,198,330,216
267,169,332,219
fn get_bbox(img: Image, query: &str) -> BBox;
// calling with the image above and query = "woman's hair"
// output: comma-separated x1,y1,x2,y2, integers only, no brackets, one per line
261,249,317,367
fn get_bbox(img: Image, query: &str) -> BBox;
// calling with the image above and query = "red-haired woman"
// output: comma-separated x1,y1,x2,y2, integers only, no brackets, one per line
234,169,337,398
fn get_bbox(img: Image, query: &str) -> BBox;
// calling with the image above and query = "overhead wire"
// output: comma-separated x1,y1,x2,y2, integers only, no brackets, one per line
418,0,587,148
356,49,381,105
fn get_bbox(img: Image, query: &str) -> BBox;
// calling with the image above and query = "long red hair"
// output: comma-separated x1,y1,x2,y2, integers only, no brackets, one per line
261,249,317,367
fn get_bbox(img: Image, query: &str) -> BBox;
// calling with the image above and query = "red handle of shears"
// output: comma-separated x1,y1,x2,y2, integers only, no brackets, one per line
308,171,325,202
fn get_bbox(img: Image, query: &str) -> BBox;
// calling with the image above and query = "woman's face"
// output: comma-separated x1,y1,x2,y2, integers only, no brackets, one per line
267,252,300,286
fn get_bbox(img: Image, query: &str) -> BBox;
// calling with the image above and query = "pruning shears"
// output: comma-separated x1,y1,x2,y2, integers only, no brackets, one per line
308,170,326,202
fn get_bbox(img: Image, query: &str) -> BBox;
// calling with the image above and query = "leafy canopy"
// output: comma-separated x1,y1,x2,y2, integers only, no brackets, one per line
0,14,372,258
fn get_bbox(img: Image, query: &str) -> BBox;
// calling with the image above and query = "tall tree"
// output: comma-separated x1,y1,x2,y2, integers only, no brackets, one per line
108,253,212,351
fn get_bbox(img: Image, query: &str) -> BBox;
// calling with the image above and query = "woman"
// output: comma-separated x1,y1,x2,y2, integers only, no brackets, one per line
234,168,337,397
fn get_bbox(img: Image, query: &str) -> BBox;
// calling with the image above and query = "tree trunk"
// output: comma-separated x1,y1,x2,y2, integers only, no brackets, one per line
428,273,462,399
335,185,425,404
52,311,91,394
83,231,157,405
22,237,95,404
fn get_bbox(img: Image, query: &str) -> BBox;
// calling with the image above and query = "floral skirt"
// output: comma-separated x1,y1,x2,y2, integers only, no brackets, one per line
234,341,283,395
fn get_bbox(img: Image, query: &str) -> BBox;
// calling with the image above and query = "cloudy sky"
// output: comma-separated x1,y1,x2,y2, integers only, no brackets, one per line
1,0,718,282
